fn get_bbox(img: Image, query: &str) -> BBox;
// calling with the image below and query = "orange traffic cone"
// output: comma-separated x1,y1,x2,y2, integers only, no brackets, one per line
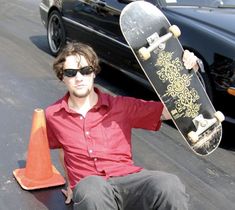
13,108,65,190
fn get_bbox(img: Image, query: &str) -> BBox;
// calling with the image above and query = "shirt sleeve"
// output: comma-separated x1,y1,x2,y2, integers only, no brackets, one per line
124,97,164,131
46,116,62,149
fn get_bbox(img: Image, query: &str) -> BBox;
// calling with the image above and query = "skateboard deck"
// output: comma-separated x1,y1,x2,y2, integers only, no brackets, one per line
120,1,224,156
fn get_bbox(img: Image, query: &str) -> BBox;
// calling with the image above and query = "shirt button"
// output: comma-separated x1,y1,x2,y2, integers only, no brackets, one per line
89,149,93,154
94,158,97,161
80,116,83,120
85,131,90,136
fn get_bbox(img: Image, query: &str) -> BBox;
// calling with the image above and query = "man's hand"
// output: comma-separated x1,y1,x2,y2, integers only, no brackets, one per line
59,149,73,204
182,50,199,71
61,186,73,204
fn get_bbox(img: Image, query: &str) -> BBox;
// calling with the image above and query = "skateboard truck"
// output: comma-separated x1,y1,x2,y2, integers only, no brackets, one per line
188,111,225,144
138,25,181,61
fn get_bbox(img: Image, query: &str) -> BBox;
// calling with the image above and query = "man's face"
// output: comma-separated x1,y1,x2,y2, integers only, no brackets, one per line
63,55,95,98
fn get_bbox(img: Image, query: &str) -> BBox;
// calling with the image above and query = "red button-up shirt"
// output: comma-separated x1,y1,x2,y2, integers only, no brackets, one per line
46,88,163,189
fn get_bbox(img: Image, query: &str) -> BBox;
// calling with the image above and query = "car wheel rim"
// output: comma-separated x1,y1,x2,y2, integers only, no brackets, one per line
48,14,64,54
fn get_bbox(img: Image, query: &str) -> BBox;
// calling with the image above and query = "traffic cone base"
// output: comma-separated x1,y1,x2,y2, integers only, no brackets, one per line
13,165,65,190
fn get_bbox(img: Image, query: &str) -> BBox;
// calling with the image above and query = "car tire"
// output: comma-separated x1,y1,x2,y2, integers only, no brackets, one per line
47,10,66,56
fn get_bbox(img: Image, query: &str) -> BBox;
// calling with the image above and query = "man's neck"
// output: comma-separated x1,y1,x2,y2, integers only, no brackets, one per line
68,89,98,117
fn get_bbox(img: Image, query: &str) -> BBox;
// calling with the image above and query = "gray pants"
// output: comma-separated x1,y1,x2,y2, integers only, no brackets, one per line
73,170,189,210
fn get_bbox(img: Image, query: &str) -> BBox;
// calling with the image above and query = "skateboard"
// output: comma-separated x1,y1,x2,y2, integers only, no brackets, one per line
120,1,224,156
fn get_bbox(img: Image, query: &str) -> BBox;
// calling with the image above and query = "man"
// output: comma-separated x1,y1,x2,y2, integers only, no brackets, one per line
46,41,199,210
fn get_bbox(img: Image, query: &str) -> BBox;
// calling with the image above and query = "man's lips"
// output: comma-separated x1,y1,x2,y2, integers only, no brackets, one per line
74,84,86,89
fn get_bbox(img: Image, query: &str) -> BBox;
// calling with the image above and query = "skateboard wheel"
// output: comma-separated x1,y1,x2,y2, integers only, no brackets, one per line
138,47,151,60
188,131,198,143
169,25,181,38
214,111,225,123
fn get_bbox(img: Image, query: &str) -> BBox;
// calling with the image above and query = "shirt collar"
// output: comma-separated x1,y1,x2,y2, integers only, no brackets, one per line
94,87,110,109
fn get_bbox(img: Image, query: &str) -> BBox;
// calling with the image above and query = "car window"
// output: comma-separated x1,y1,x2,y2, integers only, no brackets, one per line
158,0,235,7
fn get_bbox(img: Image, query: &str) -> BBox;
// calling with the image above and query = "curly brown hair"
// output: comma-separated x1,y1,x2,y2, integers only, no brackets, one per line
53,41,101,81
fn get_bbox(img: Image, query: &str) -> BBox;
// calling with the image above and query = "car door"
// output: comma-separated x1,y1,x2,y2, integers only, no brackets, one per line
90,0,135,71
62,0,117,60
93,0,162,77
95,0,160,76
62,0,140,75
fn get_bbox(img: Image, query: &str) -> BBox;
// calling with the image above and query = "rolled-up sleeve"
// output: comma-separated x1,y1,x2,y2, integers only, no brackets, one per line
124,97,164,131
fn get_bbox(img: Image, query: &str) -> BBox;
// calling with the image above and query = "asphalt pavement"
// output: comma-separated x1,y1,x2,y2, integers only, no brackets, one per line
0,0,235,210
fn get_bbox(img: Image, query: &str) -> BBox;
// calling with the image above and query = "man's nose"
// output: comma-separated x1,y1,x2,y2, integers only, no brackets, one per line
74,71,83,80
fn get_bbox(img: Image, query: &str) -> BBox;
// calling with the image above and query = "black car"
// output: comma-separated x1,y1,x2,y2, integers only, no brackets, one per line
39,0,235,126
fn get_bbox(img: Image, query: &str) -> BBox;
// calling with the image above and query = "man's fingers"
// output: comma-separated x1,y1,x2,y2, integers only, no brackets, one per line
183,50,198,70
61,188,73,204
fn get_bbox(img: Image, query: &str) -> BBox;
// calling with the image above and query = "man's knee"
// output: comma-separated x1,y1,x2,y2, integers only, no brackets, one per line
148,172,188,209
157,173,185,192
73,176,108,202
72,175,121,210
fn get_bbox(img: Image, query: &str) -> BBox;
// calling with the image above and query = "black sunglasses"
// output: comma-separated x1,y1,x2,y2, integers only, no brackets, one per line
63,66,94,77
